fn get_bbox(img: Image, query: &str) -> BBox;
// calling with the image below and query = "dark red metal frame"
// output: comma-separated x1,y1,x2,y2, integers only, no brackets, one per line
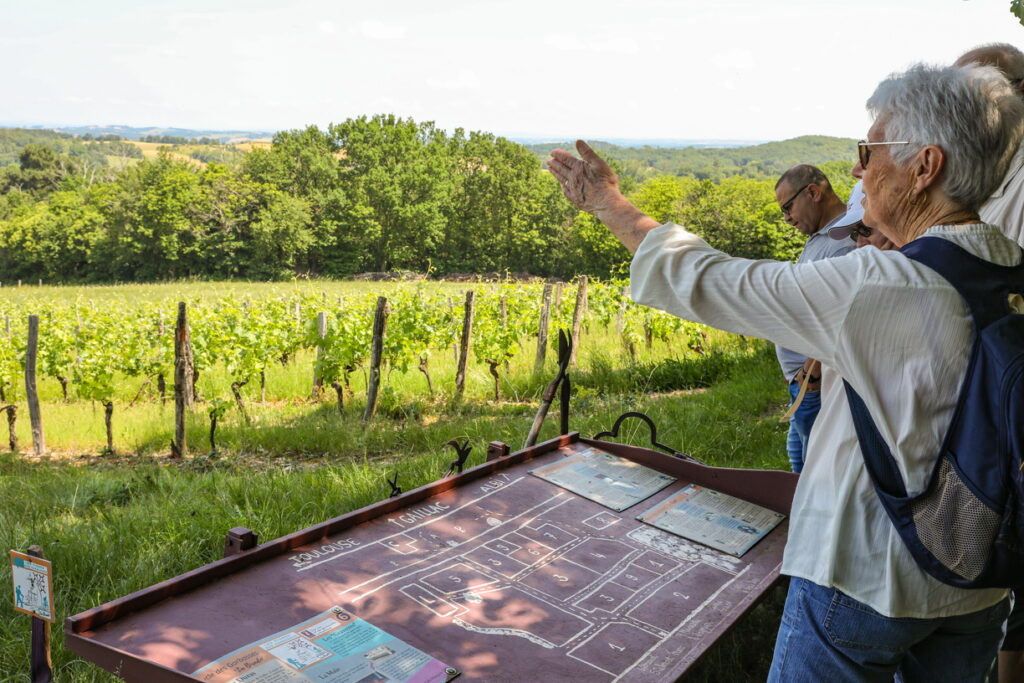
65,433,798,681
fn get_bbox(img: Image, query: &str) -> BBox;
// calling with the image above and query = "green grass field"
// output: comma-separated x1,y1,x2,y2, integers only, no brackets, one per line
0,281,792,682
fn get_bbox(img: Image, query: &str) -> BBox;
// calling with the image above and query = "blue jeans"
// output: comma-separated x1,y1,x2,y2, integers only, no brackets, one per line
768,578,1010,682
786,382,820,474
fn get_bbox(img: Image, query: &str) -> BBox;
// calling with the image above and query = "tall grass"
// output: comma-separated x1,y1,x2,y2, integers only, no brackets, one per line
0,349,791,682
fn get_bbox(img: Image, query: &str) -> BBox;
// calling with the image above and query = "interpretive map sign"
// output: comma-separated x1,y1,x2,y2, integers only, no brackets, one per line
637,485,786,557
529,446,676,511
193,606,456,683
65,436,798,682
10,550,54,622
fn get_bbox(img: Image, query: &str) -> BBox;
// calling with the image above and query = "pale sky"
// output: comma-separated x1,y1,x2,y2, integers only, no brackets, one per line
3,0,1023,142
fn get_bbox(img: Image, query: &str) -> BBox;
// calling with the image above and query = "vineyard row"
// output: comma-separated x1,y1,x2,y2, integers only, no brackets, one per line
0,279,712,456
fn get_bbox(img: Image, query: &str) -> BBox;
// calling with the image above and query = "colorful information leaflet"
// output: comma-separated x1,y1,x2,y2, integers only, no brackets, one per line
637,484,785,557
10,550,54,622
193,606,456,683
530,447,676,511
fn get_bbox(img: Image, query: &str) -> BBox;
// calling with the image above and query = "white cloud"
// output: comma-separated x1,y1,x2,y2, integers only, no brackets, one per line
711,49,755,70
544,33,587,51
427,69,480,90
359,20,406,41
590,37,640,55
543,34,638,54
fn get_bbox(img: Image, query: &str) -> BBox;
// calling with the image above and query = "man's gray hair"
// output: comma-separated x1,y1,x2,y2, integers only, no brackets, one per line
866,63,1024,211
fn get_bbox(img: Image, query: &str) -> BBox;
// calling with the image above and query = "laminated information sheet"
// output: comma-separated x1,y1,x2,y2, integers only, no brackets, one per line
10,550,54,622
637,484,786,557
193,606,456,683
530,447,676,511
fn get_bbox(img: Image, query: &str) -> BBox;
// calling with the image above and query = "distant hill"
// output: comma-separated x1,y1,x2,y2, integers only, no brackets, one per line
14,124,273,143
525,135,858,182
0,128,252,170
1,125,856,186
0,128,144,169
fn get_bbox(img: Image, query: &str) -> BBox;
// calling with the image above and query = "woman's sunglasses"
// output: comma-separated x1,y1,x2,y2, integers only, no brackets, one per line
849,222,874,240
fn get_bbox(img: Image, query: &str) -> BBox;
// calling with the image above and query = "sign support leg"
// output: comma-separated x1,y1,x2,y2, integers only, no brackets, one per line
27,546,52,683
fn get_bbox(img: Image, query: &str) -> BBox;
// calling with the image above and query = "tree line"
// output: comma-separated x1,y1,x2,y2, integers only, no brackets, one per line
0,116,854,282
525,136,858,183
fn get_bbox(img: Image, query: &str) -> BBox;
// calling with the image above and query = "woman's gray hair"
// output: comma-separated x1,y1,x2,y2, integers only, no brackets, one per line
866,63,1024,210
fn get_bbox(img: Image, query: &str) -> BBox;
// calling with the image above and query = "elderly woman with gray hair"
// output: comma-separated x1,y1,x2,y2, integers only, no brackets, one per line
548,63,1024,681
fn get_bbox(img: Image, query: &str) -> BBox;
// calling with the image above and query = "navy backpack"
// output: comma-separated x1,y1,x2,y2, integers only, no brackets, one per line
843,235,1024,589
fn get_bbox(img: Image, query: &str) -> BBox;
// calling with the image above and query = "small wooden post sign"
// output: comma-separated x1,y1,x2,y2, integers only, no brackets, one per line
10,549,54,622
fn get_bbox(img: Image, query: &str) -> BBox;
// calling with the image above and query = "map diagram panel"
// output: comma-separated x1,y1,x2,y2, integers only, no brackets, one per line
280,458,786,682
638,484,786,557
530,447,676,511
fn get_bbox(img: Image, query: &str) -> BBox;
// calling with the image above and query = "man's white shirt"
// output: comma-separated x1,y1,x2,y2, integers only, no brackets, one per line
980,142,1024,246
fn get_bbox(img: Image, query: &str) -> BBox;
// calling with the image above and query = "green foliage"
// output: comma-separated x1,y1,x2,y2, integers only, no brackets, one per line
328,115,452,273
141,134,222,145
0,122,855,282
439,130,573,275
311,297,374,386
384,286,459,374
0,129,138,193
184,144,245,165
250,192,315,278
1012,0,1024,25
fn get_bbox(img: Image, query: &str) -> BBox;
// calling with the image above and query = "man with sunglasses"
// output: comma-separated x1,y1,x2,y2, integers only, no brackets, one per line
955,44,1024,248
773,165,853,473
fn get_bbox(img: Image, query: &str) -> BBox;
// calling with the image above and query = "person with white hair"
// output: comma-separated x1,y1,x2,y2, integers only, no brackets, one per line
955,43,1024,247
548,62,1024,681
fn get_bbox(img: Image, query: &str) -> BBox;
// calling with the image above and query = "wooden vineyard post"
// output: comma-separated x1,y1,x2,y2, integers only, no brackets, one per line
455,291,475,400
569,276,588,366
312,312,327,400
24,315,44,456
171,302,193,458
534,283,553,373
27,545,53,683
362,297,389,422
2,404,16,453
553,282,563,310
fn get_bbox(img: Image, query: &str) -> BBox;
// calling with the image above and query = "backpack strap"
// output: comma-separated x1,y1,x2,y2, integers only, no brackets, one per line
900,236,1024,330
845,235,1024,499
843,381,907,497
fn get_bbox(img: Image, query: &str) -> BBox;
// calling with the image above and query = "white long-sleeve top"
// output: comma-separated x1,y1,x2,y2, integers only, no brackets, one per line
980,142,1024,247
630,221,1018,618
